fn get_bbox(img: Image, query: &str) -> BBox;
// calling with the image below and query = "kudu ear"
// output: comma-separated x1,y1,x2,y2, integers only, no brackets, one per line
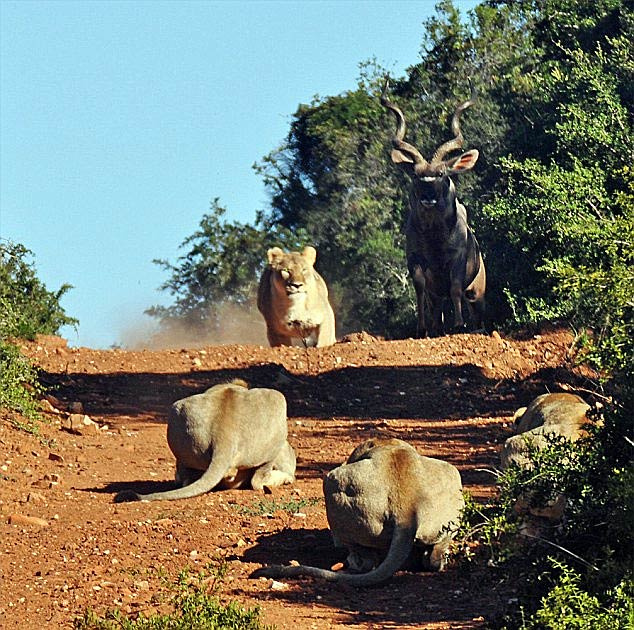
446,149,479,174
302,246,317,266
391,149,418,177
267,247,285,265
391,148,414,165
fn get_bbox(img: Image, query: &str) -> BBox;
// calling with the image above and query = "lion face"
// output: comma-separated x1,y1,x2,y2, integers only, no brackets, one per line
266,246,317,300
257,245,336,347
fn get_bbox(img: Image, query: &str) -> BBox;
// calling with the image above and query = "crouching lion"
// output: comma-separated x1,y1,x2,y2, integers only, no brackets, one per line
114,380,295,502
501,392,594,520
252,438,464,585
257,245,336,347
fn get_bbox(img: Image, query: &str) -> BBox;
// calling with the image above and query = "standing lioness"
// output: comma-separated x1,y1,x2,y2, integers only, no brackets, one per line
257,246,336,347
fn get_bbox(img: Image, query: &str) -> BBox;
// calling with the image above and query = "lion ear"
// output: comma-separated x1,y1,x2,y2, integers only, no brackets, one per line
302,246,317,266
267,247,285,265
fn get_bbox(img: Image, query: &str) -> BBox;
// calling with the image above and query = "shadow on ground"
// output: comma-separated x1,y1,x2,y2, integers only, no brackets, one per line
40,362,588,425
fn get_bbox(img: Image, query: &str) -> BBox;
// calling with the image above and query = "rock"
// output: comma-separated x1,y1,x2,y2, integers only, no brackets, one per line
69,402,84,413
31,479,54,489
8,514,49,527
64,414,100,435
48,452,64,463
270,580,289,591
40,399,62,414
26,492,47,505
339,331,381,344
45,394,65,410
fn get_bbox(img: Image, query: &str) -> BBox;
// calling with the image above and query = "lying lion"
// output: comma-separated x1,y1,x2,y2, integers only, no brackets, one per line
502,392,593,470
115,380,295,502
252,438,464,585
257,245,336,347
501,392,595,520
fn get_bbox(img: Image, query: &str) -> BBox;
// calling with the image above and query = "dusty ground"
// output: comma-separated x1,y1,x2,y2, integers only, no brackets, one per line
0,329,599,629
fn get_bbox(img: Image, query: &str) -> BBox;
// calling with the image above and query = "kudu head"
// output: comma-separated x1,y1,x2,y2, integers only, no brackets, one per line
381,78,478,210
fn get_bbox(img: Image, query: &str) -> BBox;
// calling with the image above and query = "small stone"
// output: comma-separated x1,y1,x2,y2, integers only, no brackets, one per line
40,399,61,414
26,492,47,505
45,394,65,409
8,514,49,527
270,580,288,591
64,414,99,435
48,452,64,463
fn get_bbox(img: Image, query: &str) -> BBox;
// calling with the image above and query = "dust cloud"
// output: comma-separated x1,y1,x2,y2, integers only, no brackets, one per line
119,303,268,350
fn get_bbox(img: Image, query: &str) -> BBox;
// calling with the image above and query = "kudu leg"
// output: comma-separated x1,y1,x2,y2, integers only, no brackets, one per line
466,296,486,333
450,282,467,332
411,265,429,338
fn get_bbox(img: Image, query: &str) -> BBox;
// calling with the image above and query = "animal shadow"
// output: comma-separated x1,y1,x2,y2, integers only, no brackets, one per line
240,527,341,568
87,479,178,497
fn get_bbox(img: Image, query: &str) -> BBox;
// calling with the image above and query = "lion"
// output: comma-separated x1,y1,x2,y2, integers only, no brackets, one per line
501,392,595,521
257,246,336,347
114,380,296,502
251,438,464,585
501,392,593,470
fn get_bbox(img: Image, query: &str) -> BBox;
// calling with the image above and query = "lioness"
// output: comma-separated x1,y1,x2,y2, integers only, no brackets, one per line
114,380,296,502
501,392,594,521
252,438,464,585
501,392,593,470
257,246,336,347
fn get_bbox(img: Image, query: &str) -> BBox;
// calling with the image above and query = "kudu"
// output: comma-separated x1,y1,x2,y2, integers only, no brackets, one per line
381,80,486,337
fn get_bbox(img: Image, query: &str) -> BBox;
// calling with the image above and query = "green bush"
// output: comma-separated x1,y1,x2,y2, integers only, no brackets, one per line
0,240,77,340
517,561,633,630
75,565,272,630
0,339,42,424
0,240,77,423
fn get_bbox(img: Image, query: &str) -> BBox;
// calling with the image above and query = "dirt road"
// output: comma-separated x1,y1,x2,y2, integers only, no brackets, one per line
0,329,593,628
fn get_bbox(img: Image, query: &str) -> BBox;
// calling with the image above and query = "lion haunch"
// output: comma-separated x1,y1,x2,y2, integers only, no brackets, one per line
114,380,296,502
501,392,593,470
257,245,336,347
252,438,464,585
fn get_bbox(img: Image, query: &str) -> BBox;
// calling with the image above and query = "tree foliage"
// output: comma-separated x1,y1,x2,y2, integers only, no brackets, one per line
1,240,77,340
146,200,308,338
0,240,77,422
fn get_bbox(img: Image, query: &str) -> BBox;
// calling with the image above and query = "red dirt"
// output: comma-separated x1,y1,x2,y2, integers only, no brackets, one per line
0,329,598,629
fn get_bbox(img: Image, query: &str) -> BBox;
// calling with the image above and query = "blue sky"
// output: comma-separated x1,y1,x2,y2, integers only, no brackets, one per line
1,0,479,348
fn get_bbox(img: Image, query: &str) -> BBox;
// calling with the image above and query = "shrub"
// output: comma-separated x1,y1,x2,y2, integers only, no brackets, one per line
0,240,77,423
517,560,633,630
0,240,77,340
74,565,272,630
